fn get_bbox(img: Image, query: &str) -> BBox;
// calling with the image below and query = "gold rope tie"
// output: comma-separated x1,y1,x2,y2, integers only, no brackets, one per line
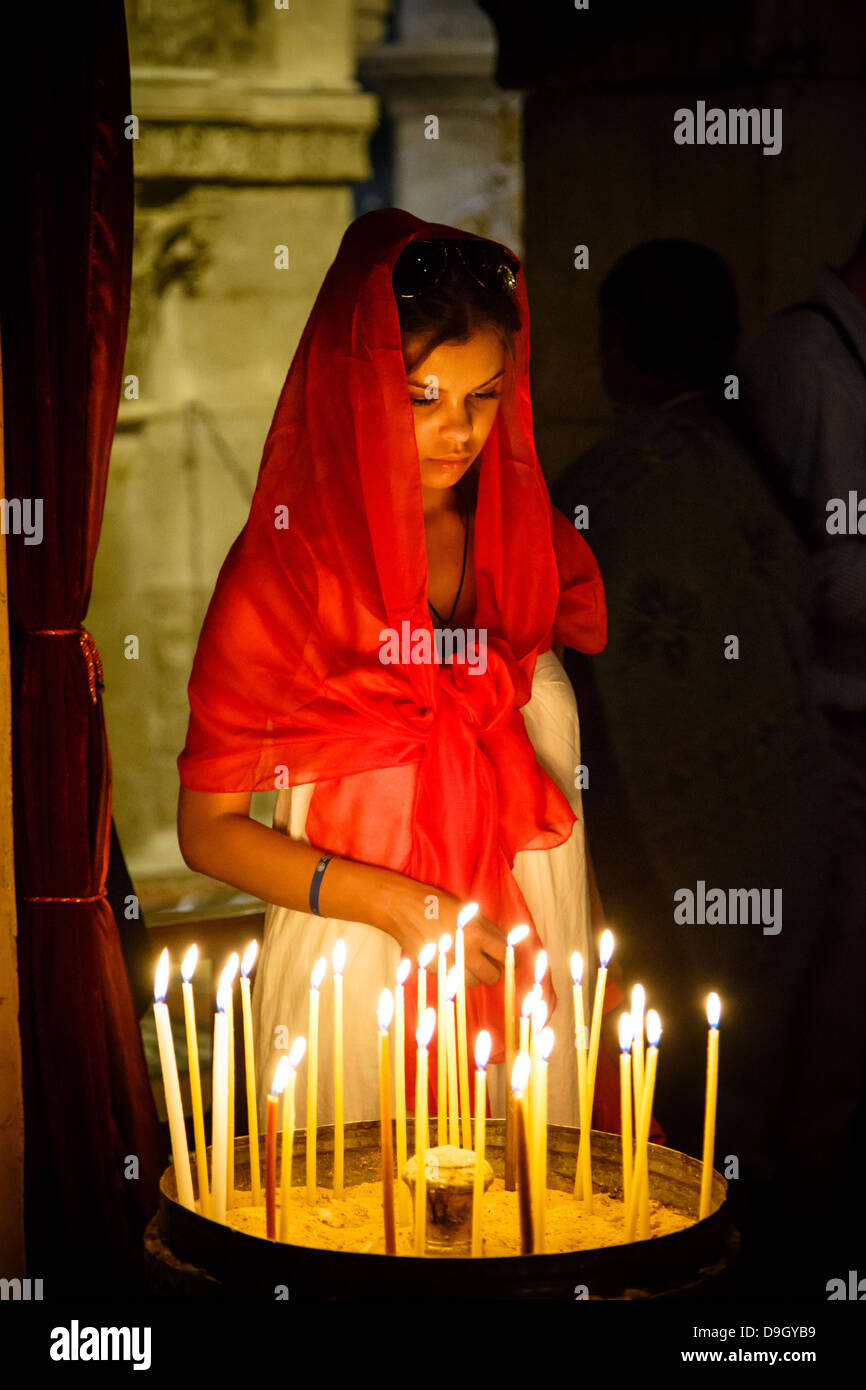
22,626,108,902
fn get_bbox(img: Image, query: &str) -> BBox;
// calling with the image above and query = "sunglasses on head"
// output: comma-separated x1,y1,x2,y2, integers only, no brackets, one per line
392,238,520,300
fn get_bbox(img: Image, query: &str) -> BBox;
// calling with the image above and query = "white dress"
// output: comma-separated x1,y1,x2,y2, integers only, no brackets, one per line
252,647,595,1132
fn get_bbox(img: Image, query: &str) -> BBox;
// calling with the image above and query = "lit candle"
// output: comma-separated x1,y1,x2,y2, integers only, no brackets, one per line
630,983,648,1234
510,1051,534,1255
699,992,721,1220
180,945,209,1216
414,1007,436,1256
519,987,539,1138
504,924,529,1190
534,949,548,989
332,938,346,1199
436,933,452,1147
266,1056,290,1240
417,943,435,1149
570,952,592,1208
224,952,240,1209
472,1030,491,1257
533,1027,554,1253
445,965,460,1147
239,940,261,1206
153,950,195,1211
624,1009,661,1241
211,965,233,1224
306,955,327,1203
395,957,412,1226
530,998,548,1210
279,1037,306,1243
378,988,397,1254
618,1011,634,1211
455,902,479,1150
576,929,613,1201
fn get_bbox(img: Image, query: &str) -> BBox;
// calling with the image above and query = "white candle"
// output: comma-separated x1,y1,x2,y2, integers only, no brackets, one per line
153,949,195,1211
240,940,261,1205
332,939,346,1199
306,956,328,1203
455,902,479,1150
472,1030,491,1257
210,965,233,1224
180,945,209,1216
395,957,412,1225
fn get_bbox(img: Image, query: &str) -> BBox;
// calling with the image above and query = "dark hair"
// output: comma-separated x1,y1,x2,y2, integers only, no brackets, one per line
599,239,739,395
395,252,522,519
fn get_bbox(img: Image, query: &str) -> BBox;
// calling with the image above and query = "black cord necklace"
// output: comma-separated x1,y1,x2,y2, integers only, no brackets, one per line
427,511,470,626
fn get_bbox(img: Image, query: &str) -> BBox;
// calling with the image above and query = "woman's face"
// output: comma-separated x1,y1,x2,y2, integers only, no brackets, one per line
403,326,506,497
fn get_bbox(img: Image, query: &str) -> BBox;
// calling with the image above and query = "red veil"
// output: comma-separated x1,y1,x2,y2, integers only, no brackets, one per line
177,207,607,1108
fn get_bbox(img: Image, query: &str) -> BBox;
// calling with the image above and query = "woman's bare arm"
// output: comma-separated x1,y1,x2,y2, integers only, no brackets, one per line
176,786,506,984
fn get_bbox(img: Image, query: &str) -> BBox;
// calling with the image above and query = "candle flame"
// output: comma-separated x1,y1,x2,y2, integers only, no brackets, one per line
378,987,394,1031
539,1026,554,1062
288,1036,307,1070
446,964,460,1001
332,938,346,976
531,999,548,1035
570,950,584,985
507,924,530,949
475,1029,491,1070
216,966,233,1014
438,933,452,955
396,957,411,987
311,956,327,991
154,948,170,1003
271,1054,291,1097
619,1011,634,1052
706,992,721,1028
419,942,436,970
181,944,198,983
646,1008,662,1047
417,1007,436,1050
456,902,479,930
599,929,614,967
534,949,548,984
521,984,541,1018
510,1050,531,1095
241,939,258,977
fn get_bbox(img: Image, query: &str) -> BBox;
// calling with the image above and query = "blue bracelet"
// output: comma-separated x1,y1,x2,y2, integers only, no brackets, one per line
309,853,334,916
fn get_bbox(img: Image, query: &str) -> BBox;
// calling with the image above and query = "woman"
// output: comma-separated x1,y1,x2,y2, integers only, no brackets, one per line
176,207,622,1140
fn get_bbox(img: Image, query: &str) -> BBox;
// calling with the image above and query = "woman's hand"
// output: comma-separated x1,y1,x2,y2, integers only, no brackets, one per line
383,879,507,986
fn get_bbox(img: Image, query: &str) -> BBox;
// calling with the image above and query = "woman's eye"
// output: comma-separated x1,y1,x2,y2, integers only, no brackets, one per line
409,391,501,406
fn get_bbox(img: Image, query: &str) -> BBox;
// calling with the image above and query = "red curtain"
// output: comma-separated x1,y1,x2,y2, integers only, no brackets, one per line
0,1,163,1290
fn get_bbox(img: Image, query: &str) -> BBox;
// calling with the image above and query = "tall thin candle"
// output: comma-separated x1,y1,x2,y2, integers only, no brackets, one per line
510,1051,534,1255
306,956,327,1203
239,940,261,1205
529,998,548,1211
378,988,397,1254
180,945,209,1216
618,1011,634,1211
417,943,435,1149
266,1056,290,1240
436,934,451,1146
210,966,233,1224
472,1030,491,1257
455,902,479,1150
625,1009,661,1241
414,1007,436,1256
504,924,529,1191
570,952,592,1207
445,965,460,1146
153,950,195,1211
279,1037,306,1243
395,957,412,1225
224,952,239,1209
332,939,346,1199
631,983,648,1234
577,929,613,1201
699,993,721,1220
533,1027,554,1253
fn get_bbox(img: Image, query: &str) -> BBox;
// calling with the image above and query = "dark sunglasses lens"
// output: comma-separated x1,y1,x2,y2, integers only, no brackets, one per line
459,241,519,294
392,240,448,298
